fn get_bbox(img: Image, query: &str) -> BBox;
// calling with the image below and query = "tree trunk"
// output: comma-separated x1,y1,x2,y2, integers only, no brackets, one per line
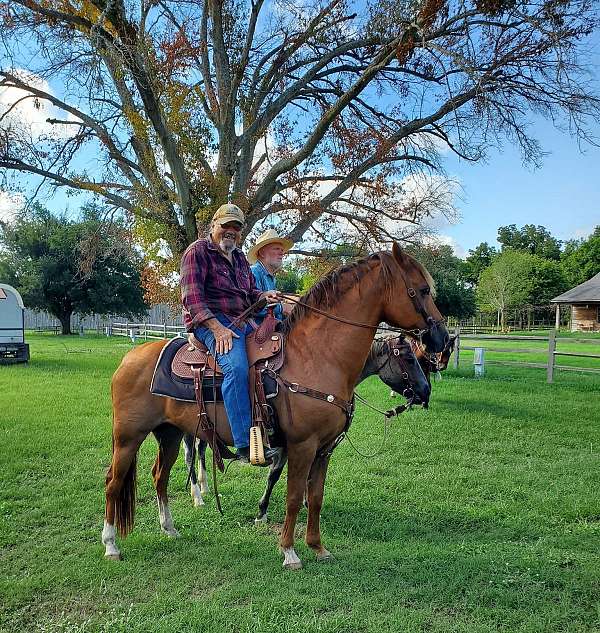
59,313,72,335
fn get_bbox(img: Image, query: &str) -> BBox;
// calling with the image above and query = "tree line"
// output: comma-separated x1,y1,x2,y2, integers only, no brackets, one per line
273,223,600,330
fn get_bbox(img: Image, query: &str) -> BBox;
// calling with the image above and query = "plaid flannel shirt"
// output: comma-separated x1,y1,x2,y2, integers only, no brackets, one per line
180,238,263,332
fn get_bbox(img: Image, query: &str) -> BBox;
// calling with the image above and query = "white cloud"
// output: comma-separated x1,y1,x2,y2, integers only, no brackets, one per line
426,234,467,258
0,69,79,141
0,191,24,222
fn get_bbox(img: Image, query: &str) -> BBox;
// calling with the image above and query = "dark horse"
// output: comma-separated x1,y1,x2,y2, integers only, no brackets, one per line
102,244,448,569
184,334,430,515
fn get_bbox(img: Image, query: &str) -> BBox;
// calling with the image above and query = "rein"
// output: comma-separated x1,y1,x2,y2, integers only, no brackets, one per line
281,294,437,338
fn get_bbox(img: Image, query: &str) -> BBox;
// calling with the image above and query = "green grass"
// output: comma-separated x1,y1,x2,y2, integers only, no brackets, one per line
1,334,599,633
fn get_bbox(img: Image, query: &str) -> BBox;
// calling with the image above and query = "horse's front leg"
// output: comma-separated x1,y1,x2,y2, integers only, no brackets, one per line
280,441,316,570
305,453,333,561
256,449,288,524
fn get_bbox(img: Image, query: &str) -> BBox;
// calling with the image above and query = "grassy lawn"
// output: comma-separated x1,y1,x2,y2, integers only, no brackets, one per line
1,333,599,633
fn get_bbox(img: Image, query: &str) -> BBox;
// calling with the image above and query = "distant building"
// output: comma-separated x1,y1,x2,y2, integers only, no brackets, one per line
551,272,600,332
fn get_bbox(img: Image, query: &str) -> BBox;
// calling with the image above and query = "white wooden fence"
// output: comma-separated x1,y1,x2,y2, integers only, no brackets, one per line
452,328,600,382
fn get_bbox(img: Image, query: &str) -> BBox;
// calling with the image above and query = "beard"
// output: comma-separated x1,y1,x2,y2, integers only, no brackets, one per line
219,238,236,254
219,230,238,254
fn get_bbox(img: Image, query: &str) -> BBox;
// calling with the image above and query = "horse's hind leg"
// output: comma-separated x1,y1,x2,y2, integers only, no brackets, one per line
183,434,205,507
152,424,184,537
256,450,288,524
198,440,209,495
305,454,333,561
103,429,146,560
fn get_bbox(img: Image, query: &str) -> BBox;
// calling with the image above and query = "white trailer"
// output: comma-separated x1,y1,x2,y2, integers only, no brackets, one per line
0,283,30,364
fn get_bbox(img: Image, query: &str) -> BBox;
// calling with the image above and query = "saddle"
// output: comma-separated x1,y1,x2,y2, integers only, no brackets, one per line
174,309,284,471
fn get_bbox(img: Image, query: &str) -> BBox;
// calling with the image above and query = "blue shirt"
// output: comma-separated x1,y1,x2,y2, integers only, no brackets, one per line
251,261,283,321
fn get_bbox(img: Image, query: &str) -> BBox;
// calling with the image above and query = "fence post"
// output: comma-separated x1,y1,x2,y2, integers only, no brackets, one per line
547,329,556,383
474,347,485,377
453,326,460,369
163,322,167,338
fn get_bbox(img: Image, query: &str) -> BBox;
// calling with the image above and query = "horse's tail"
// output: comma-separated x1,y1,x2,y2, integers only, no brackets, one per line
109,419,138,538
115,449,137,538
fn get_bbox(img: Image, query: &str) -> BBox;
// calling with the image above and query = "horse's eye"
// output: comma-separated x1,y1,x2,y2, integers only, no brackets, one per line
421,287,430,296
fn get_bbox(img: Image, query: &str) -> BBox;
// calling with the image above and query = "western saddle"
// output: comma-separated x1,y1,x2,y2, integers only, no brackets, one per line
171,309,284,470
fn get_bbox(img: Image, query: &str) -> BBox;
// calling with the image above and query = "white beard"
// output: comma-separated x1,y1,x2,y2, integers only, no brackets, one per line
219,239,236,254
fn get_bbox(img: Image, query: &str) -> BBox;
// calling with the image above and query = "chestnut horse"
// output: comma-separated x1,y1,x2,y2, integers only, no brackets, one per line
102,243,448,569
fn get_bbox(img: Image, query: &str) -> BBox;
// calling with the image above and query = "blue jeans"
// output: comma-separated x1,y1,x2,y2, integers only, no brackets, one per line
194,314,253,449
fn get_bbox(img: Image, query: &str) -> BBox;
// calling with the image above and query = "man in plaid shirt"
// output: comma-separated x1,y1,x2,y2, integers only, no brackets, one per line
181,204,280,465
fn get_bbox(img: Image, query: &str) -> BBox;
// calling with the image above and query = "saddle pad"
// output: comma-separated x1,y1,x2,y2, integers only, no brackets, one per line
150,338,224,403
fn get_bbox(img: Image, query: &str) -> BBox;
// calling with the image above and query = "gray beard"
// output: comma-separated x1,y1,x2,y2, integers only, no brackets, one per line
219,239,236,254
263,259,282,272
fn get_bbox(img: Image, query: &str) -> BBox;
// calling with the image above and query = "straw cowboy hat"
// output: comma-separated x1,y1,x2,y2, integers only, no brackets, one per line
247,229,294,264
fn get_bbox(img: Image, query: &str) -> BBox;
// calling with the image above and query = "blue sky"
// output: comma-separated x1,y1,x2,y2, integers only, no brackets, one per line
440,119,600,255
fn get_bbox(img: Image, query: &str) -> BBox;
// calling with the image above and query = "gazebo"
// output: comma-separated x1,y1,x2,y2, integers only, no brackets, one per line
551,272,600,332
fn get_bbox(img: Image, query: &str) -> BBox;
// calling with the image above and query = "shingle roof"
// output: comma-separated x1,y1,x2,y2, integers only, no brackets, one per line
551,272,600,303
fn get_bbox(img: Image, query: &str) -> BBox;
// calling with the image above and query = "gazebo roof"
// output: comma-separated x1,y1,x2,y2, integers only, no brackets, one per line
551,272,600,303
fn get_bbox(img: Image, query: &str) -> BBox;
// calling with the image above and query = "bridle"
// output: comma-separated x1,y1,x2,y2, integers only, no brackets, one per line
372,337,418,401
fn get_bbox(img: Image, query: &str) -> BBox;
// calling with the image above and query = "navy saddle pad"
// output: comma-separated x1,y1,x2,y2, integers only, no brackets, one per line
150,338,223,403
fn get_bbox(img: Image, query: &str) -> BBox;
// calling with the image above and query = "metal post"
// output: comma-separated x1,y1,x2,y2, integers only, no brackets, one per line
555,304,560,330
163,322,167,338
473,347,485,377
453,326,460,369
547,329,556,383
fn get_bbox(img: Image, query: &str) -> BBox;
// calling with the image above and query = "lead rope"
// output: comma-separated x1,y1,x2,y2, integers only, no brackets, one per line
341,392,413,459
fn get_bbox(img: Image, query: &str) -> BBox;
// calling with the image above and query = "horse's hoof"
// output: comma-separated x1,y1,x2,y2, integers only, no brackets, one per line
193,497,205,508
105,553,122,561
282,547,302,570
254,515,267,525
162,528,180,538
316,549,333,562
283,561,303,571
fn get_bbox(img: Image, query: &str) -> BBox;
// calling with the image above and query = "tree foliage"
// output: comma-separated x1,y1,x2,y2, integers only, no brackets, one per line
1,0,599,258
477,250,533,329
497,224,562,260
0,203,148,334
561,226,600,286
464,241,498,285
408,244,475,318
477,249,567,328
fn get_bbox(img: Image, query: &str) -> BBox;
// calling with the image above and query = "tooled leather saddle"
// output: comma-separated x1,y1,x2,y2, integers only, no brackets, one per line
150,309,284,472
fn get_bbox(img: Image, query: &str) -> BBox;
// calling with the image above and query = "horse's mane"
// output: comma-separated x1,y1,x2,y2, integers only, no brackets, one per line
281,250,435,337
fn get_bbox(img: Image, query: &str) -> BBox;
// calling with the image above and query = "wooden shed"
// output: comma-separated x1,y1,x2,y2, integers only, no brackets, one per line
551,272,600,332
0,283,30,363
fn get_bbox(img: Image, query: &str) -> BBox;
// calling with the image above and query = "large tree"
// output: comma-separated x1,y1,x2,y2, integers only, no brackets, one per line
477,249,567,329
1,0,599,258
0,203,148,334
497,224,562,260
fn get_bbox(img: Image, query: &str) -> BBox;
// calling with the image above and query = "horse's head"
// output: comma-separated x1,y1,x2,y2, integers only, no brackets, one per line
378,337,430,407
436,334,457,371
380,243,449,354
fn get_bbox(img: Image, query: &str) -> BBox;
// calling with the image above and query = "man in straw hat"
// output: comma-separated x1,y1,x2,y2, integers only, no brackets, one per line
180,203,280,465
247,229,294,323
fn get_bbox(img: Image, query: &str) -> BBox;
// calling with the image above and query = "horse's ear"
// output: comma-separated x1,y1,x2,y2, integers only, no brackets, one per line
392,242,407,265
